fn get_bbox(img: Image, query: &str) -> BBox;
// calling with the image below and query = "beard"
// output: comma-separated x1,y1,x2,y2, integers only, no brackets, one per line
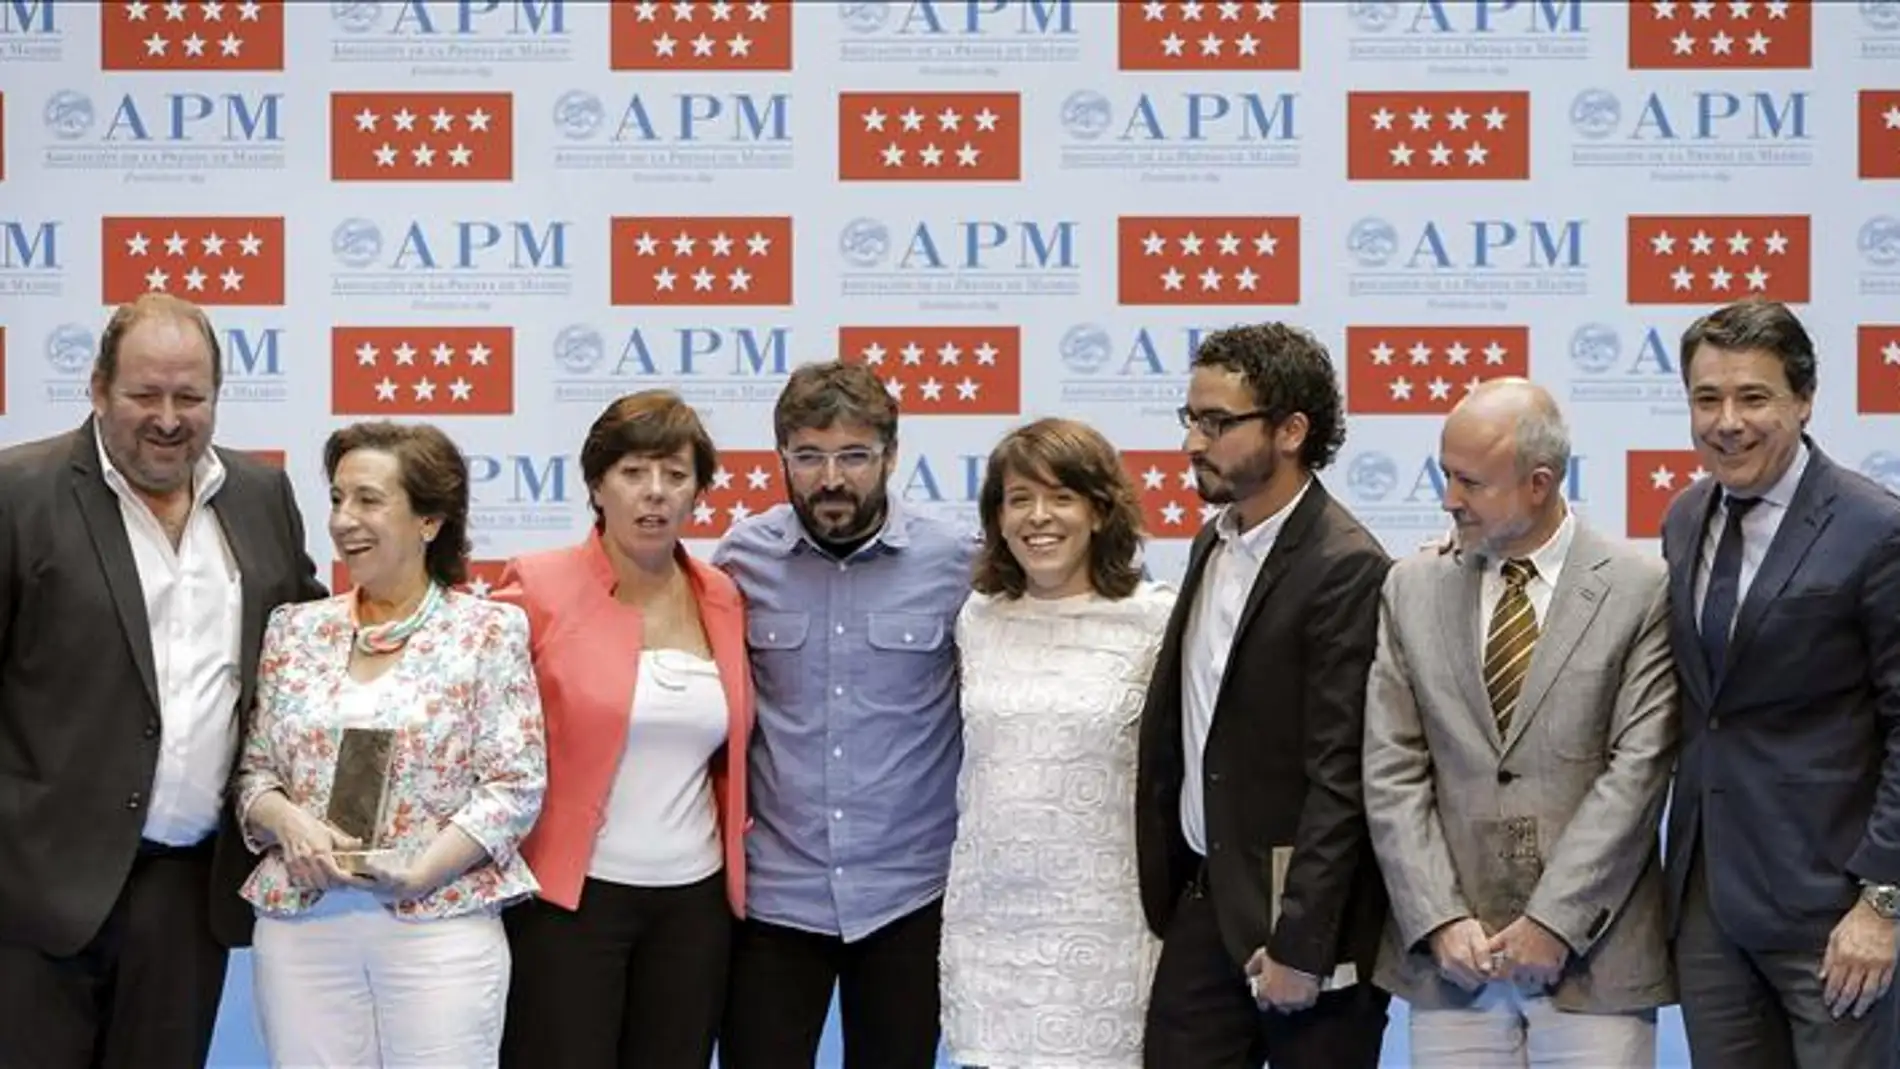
1191,446,1277,505
792,482,889,545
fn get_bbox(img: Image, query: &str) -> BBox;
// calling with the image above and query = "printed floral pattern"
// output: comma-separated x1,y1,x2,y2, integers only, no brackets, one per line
235,590,547,919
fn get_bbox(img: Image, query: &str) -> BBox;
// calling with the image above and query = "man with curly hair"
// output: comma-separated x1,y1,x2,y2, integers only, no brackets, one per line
1136,323,1394,1067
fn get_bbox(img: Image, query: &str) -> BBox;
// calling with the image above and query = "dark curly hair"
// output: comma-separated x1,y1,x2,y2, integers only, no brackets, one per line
1191,322,1346,471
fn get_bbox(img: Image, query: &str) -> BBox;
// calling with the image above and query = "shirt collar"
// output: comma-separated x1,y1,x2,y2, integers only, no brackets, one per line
93,421,225,509
1751,439,1809,511
1214,476,1310,558
1512,506,1574,583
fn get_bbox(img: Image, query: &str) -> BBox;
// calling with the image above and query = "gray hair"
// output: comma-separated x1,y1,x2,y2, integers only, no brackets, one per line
1512,403,1571,481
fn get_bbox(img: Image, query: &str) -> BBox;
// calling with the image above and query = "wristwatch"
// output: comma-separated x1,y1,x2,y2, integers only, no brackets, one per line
1861,881,1900,920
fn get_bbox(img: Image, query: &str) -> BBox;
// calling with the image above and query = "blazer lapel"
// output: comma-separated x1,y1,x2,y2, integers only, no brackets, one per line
67,427,161,714
1438,555,1498,750
210,463,270,715
1500,533,1611,757
1228,481,1330,645
1720,453,1836,695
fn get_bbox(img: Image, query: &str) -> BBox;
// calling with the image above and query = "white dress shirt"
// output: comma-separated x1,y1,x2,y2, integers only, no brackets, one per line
1179,478,1311,855
96,429,244,846
1693,442,1809,625
1477,508,1577,642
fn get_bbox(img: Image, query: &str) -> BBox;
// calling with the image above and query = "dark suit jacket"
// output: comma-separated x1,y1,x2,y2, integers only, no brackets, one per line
1136,478,1393,979
0,421,326,956
1661,441,1900,952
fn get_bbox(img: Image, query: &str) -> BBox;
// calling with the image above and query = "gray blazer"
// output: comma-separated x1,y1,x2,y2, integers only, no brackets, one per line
1362,517,1679,1014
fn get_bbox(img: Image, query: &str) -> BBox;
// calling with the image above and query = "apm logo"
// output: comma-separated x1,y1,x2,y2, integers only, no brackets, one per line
837,215,1082,299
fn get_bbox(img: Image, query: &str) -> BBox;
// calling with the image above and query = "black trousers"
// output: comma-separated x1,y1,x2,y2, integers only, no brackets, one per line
0,839,227,1069
500,871,732,1069
718,898,942,1069
1143,880,1389,1069
1675,845,1899,1069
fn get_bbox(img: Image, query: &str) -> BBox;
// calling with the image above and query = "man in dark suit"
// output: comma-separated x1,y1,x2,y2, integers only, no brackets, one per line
1661,298,1900,1068
0,294,327,1069
1136,323,1393,1068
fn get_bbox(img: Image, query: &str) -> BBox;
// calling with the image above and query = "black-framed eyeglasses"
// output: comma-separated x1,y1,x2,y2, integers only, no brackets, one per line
1176,406,1271,438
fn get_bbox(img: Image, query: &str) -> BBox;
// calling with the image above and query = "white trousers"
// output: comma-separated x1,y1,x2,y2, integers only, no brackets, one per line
1409,980,1657,1068
252,890,510,1069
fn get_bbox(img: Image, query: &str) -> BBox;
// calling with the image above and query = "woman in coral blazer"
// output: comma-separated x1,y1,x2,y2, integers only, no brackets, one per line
494,391,753,1069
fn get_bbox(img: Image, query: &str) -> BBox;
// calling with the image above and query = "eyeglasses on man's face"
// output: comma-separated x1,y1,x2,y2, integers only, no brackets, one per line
1175,406,1270,439
780,445,886,476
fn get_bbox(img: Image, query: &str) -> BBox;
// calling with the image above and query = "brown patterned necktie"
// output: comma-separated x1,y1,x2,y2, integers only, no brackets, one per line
1484,559,1539,737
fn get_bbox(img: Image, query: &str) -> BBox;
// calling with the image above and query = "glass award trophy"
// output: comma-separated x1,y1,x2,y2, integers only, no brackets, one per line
325,727,398,877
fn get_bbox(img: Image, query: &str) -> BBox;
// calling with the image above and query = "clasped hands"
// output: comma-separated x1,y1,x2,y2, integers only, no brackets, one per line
267,802,435,900
1430,916,1570,992
1244,948,1322,1014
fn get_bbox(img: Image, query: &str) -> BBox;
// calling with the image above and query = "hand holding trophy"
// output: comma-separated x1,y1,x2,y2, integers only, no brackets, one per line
325,726,399,880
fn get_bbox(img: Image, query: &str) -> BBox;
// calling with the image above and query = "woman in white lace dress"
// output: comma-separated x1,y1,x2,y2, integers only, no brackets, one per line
941,417,1176,1069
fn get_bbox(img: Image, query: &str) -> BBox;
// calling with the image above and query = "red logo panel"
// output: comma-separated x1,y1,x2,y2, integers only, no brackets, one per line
610,217,793,306
331,327,515,416
1344,327,1531,415
102,216,286,306
1625,449,1707,539
837,327,1021,416
1119,0,1300,71
689,449,787,540
610,0,793,71
1117,216,1299,306
838,92,1021,182
1628,0,1811,69
1347,91,1530,181
1626,215,1810,304
1859,325,1900,415
331,92,513,181
1122,450,1211,540
102,0,286,71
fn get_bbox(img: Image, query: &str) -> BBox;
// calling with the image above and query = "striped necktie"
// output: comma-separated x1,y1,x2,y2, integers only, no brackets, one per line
1484,559,1539,737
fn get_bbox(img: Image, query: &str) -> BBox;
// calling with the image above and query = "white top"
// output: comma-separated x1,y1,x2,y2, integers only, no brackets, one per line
588,649,728,888
96,428,243,847
335,670,395,729
941,581,1176,1069
1179,479,1309,854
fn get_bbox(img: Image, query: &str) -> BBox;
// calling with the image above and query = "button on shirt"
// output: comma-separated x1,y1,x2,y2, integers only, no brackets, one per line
1179,479,1309,855
713,500,979,942
1693,442,1809,625
96,429,244,845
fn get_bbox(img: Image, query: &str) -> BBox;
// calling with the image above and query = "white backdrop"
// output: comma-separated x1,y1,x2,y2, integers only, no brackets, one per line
4,3,1898,1065
3,0,1897,589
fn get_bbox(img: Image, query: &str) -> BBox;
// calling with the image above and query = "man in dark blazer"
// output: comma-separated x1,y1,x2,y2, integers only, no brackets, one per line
0,294,326,1069
1136,323,1393,1068
1661,298,1900,1068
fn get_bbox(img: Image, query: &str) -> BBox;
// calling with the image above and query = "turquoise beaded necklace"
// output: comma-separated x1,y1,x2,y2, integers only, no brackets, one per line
351,580,445,656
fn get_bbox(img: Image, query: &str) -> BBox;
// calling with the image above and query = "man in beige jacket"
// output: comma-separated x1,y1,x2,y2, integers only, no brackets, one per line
1362,379,1679,1066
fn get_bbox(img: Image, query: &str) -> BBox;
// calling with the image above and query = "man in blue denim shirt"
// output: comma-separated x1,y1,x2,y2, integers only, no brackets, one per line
714,361,979,1069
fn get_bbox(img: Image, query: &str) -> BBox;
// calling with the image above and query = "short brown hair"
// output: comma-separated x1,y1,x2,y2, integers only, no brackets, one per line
94,293,223,392
580,391,718,529
1679,298,1817,399
323,421,472,588
773,361,897,448
973,418,1143,600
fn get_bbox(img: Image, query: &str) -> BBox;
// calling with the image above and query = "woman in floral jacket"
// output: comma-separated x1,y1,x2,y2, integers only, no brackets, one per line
235,421,547,1069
